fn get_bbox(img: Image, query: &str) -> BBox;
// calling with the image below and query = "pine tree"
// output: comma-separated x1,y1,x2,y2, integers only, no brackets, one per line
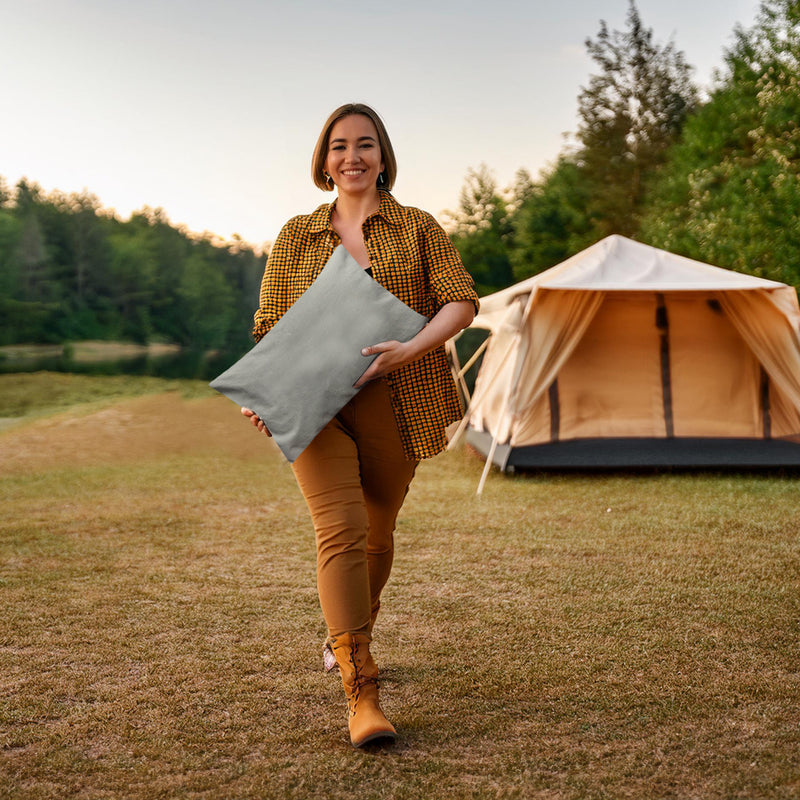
577,0,698,237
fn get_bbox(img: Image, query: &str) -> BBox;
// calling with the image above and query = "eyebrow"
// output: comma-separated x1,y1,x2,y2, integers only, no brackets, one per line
330,135,377,143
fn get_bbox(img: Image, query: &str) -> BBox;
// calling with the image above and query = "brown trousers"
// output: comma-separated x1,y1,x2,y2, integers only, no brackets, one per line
291,379,418,637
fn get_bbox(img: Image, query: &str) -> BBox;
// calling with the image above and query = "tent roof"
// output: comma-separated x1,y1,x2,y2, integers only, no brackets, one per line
476,235,787,323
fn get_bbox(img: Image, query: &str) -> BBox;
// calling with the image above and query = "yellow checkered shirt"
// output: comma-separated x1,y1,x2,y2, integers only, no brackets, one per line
253,191,479,460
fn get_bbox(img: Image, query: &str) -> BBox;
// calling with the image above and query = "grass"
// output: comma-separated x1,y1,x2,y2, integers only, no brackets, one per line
1,373,799,799
0,372,212,430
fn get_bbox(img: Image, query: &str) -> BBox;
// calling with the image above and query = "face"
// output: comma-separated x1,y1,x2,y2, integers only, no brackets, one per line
324,114,384,195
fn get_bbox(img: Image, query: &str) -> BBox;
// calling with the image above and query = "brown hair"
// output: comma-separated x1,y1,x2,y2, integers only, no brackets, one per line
311,103,397,192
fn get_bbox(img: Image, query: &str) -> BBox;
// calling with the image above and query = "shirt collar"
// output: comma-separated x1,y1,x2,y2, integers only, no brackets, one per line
308,201,335,234
307,190,402,234
372,190,404,226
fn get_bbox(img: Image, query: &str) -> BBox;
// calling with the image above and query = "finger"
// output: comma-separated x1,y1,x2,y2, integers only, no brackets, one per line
361,341,393,356
354,363,379,388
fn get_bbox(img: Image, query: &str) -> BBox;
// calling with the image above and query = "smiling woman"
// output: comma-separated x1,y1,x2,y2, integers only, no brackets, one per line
239,102,479,748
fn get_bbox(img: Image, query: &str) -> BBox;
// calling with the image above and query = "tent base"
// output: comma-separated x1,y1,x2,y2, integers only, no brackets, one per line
465,429,800,471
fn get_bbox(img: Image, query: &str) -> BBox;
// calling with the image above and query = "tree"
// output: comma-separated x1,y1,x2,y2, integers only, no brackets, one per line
576,0,698,237
178,252,235,349
0,176,10,208
447,164,514,294
640,0,800,285
0,174,266,354
510,155,596,280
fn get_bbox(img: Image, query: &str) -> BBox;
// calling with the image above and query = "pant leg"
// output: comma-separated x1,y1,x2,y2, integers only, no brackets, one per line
292,411,372,637
351,380,418,629
291,380,417,638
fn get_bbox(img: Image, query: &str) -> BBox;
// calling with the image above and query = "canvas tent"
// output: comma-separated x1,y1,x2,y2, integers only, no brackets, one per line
449,235,800,489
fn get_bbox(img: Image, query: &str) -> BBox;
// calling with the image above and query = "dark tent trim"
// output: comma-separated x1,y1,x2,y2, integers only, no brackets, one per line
465,429,800,471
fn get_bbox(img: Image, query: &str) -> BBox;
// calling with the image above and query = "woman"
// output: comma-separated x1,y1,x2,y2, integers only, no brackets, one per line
242,103,478,747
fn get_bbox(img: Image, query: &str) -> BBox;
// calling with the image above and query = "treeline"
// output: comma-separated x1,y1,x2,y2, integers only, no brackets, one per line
448,0,800,295
3,0,796,354
0,180,265,350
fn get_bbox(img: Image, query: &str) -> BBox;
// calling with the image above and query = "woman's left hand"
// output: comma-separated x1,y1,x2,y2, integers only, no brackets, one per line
353,300,476,389
354,340,413,388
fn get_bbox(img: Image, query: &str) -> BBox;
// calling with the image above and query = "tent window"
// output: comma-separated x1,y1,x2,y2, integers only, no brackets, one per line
657,294,674,438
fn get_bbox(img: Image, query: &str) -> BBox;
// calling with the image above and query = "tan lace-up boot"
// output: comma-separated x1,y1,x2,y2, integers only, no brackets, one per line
329,632,396,747
323,608,380,674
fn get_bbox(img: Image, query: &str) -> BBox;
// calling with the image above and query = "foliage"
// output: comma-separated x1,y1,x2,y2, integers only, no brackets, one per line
0,179,266,351
450,1,700,290
447,0,800,296
575,0,698,238
446,165,514,295
640,0,800,285
509,155,597,281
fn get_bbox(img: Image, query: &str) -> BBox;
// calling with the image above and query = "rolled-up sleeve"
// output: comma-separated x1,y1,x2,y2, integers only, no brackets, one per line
421,215,480,316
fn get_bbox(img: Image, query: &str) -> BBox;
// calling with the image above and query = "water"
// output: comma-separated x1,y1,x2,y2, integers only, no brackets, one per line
0,348,243,381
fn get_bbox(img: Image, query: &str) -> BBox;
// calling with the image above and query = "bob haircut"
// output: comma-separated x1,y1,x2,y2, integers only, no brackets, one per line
311,103,397,192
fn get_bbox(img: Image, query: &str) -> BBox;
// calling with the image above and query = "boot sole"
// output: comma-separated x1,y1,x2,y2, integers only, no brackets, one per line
352,730,397,748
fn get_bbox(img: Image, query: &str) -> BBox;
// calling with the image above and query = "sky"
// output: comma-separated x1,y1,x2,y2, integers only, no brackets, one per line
1,0,762,248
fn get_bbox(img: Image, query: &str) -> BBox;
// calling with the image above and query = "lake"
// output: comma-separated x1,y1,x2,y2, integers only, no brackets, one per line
0,342,243,381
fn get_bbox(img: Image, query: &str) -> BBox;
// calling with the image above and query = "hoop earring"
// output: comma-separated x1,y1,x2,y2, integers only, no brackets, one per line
324,172,333,189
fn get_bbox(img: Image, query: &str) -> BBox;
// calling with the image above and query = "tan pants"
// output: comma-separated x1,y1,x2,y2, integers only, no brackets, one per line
291,379,418,637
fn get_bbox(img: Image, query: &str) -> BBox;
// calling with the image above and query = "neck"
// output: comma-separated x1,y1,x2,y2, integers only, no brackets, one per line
333,188,381,225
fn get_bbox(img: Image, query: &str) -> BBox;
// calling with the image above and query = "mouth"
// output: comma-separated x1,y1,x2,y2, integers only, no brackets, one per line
341,169,366,177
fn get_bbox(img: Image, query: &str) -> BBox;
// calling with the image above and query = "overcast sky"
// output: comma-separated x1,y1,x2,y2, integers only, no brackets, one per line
1,0,762,246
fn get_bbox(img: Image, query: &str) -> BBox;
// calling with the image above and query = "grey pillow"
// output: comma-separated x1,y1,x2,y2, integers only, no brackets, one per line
210,245,428,462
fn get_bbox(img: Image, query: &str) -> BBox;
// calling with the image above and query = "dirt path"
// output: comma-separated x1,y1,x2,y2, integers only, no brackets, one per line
0,393,279,475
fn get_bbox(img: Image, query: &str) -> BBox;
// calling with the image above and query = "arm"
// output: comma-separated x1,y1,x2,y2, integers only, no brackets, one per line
354,299,475,388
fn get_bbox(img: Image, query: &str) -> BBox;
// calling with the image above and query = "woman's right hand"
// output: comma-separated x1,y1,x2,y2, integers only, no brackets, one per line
241,407,272,437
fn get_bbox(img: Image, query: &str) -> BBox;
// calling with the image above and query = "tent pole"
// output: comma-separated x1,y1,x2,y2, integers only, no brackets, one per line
476,358,519,494
446,336,498,451
447,335,491,409
446,338,472,407
477,432,500,495
458,336,491,381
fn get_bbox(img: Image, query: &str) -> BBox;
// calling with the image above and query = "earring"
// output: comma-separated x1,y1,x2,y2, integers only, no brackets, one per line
378,172,384,186
324,172,333,189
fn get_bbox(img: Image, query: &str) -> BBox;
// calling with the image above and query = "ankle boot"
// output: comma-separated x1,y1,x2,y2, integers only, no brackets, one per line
324,607,379,674
329,632,396,748
322,638,338,673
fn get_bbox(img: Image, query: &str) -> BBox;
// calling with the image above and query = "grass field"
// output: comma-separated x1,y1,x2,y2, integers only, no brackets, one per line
1,373,799,799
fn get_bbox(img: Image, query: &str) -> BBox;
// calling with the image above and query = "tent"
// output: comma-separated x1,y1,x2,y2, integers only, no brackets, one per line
448,235,800,490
